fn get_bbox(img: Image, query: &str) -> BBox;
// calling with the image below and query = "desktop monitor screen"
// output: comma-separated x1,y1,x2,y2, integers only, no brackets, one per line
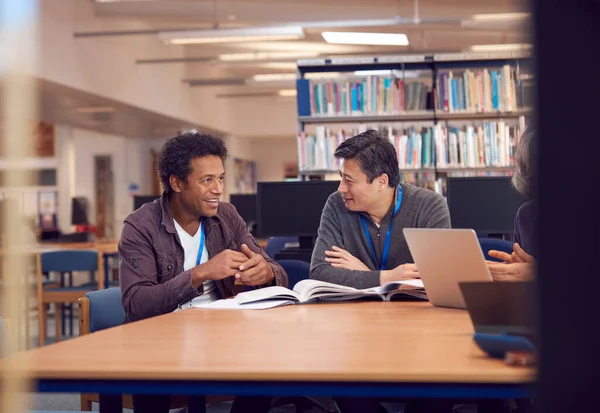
446,176,526,236
229,194,256,223
133,195,158,211
257,181,340,239
71,197,89,226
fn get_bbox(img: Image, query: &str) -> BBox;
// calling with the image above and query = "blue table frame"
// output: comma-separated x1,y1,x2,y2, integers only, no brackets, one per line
36,378,533,413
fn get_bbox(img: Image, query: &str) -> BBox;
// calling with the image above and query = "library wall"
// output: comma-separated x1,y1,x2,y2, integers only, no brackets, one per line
38,0,233,133
219,96,297,139
222,136,256,201
251,137,298,183
71,128,149,237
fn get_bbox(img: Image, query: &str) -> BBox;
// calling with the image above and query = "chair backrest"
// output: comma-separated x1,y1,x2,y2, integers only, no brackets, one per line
277,259,310,290
265,236,298,258
478,238,514,262
41,250,99,272
82,287,125,333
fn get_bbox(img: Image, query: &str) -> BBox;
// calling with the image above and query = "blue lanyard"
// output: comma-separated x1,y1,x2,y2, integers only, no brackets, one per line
196,218,205,266
360,186,403,271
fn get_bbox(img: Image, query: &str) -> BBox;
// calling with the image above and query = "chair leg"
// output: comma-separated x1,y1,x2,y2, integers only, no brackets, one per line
80,394,93,411
54,303,62,343
38,300,46,347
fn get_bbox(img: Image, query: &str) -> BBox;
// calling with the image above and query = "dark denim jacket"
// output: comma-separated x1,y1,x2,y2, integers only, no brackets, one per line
119,194,287,322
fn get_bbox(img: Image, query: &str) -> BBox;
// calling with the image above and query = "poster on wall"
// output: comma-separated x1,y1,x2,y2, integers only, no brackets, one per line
233,158,256,194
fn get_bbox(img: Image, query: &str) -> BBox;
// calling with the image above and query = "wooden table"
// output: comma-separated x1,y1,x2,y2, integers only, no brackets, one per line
2,302,534,410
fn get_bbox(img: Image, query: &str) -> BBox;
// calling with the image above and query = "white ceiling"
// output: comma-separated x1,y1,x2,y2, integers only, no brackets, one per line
85,0,531,79
66,0,531,102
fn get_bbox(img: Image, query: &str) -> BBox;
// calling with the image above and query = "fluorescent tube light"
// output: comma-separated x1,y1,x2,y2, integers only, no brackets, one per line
354,70,422,78
278,89,297,97
322,32,409,46
218,51,319,61
470,43,532,52
75,106,114,113
251,73,297,82
159,26,304,45
471,12,530,21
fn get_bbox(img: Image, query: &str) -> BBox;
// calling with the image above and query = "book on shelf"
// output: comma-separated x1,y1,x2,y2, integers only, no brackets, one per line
433,120,524,169
436,65,525,113
309,74,432,117
298,124,438,172
235,279,427,308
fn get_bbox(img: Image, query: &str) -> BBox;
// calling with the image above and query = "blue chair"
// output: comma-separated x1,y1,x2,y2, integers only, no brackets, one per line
277,260,310,290
479,238,514,262
264,236,298,259
78,288,211,413
36,250,103,347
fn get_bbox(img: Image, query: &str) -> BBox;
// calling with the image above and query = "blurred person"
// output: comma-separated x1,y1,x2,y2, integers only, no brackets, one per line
488,128,537,282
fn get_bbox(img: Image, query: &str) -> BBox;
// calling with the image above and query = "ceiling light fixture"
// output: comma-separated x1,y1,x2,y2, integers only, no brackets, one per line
469,43,532,52
322,32,409,46
159,26,304,45
251,73,297,82
74,106,114,113
471,12,530,21
278,89,297,97
218,51,320,62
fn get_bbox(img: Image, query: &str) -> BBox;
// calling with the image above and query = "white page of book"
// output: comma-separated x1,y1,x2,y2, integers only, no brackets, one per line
193,298,294,310
235,286,300,304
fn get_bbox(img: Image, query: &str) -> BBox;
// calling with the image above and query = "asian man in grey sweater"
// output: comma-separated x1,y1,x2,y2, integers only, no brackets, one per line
309,130,453,413
310,129,450,289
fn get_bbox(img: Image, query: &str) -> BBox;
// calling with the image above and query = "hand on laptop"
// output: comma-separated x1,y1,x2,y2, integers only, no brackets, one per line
380,263,420,285
489,243,535,264
324,246,370,271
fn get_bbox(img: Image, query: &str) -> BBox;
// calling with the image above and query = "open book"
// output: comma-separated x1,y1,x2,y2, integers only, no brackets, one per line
234,278,428,306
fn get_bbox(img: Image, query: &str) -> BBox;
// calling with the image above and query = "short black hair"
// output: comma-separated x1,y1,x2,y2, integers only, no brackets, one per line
157,132,228,195
334,129,399,187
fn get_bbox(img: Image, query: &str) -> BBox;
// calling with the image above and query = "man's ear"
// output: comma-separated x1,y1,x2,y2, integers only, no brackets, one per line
377,174,389,190
169,175,185,193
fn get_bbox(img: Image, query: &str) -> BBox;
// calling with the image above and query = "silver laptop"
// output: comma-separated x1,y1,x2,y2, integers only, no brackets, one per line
403,228,493,309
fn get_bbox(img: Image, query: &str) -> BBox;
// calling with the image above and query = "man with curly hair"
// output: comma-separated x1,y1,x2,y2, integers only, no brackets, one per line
119,132,288,413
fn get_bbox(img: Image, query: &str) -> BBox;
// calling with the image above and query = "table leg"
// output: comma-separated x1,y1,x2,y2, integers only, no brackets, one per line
188,395,207,413
99,394,122,413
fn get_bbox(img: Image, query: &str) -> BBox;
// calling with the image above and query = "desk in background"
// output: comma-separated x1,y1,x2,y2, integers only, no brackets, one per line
2,302,534,412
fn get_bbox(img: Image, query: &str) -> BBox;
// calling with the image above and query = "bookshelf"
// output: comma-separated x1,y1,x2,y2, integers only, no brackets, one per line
295,52,532,191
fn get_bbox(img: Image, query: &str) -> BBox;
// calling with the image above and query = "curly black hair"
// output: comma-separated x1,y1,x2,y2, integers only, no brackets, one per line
156,132,228,195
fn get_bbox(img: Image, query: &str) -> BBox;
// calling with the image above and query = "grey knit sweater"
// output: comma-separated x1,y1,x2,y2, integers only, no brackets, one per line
309,183,450,289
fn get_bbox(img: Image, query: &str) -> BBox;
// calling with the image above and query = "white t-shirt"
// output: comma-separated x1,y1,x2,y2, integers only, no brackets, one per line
173,219,219,308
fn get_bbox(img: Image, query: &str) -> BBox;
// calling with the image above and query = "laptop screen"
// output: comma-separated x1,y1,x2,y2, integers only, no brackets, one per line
459,281,537,338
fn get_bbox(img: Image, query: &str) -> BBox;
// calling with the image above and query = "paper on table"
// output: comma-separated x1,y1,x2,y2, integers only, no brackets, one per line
191,298,294,310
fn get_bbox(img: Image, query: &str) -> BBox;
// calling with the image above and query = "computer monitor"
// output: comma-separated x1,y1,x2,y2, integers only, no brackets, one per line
71,197,89,226
446,176,526,238
257,181,340,249
229,194,256,224
133,195,158,211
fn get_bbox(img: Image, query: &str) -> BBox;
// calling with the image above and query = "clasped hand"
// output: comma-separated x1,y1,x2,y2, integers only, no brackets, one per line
196,244,274,286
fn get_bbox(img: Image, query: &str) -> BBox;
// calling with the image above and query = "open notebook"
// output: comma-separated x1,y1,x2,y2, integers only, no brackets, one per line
192,279,427,310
